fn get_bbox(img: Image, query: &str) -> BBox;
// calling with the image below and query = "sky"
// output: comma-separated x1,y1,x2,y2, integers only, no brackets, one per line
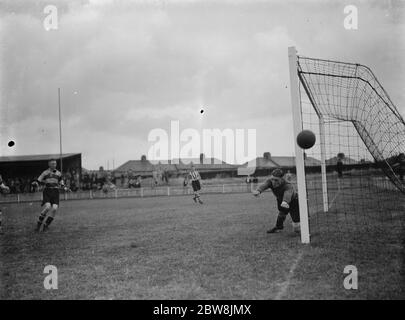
0,0,404,170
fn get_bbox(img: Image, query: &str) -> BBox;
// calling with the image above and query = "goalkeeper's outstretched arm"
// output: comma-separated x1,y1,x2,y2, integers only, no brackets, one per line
252,178,272,196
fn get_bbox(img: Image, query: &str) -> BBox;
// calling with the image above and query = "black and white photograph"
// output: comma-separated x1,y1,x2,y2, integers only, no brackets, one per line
0,0,404,304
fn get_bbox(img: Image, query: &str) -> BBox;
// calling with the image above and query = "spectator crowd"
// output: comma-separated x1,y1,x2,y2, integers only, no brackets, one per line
1,167,147,194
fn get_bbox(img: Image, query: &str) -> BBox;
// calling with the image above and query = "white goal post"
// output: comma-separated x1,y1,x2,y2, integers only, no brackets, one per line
287,44,405,245
287,46,405,244
288,46,311,244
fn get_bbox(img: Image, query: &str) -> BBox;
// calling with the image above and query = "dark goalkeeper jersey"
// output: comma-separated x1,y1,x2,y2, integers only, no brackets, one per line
257,179,297,204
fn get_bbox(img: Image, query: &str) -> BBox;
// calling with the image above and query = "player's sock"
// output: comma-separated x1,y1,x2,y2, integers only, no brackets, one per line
36,213,47,230
38,213,46,224
44,216,54,227
275,213,287,229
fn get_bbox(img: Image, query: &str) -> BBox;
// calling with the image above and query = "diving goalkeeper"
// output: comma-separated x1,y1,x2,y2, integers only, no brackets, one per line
252,168,300,234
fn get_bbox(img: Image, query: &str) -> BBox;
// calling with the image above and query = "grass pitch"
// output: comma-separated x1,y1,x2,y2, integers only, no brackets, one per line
1,192,403,299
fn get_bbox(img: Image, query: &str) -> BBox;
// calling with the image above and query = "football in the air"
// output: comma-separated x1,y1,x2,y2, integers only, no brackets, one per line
297,130,316,149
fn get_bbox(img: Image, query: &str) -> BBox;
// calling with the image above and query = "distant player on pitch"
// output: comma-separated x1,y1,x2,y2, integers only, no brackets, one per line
0,174,10,234
252,168,300,234
35,159,66,232
189,164,203,204
0,174,10,193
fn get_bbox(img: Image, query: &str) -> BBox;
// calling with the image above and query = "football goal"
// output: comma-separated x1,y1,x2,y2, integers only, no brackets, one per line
288,47,405,244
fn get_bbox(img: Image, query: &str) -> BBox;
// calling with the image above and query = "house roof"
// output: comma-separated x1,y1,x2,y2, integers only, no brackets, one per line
173,158,236,170
304,156,322,166
326,156,358,165
115,160,155,172
0,153,81,163
271,156,321,167
270,156,295,167
115,157,236,173
255,157,280,168
238,157,279,169
240,155,321,170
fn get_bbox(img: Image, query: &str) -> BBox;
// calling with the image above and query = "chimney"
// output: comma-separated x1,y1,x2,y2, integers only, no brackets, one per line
263,152,271,160
199,153,204,164
141,155,147,162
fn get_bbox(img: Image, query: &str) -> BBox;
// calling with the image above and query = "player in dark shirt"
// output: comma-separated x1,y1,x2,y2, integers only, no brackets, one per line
336,159,343,178
252,168,300,234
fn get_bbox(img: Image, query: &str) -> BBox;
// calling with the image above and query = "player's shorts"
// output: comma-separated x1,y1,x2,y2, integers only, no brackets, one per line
277,196,299,223
191,180,201,192
42,187,60,206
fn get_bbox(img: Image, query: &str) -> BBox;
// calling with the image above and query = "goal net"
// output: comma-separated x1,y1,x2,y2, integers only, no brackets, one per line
288,47,405,244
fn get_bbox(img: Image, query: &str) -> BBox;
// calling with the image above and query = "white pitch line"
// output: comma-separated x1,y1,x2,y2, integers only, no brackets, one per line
328,190,340,210
274,251,304,300
328,179,341,210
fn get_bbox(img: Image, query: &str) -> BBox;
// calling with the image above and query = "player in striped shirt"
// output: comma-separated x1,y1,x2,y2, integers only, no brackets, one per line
35,159,66,232
189,164,203,204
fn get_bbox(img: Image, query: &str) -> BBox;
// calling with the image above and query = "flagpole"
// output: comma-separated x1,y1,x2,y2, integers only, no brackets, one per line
58,88,63,173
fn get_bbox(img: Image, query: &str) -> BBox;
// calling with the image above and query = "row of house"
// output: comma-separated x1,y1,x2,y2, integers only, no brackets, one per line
113,152,366,178
115,154,238,179
0,152,369,181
